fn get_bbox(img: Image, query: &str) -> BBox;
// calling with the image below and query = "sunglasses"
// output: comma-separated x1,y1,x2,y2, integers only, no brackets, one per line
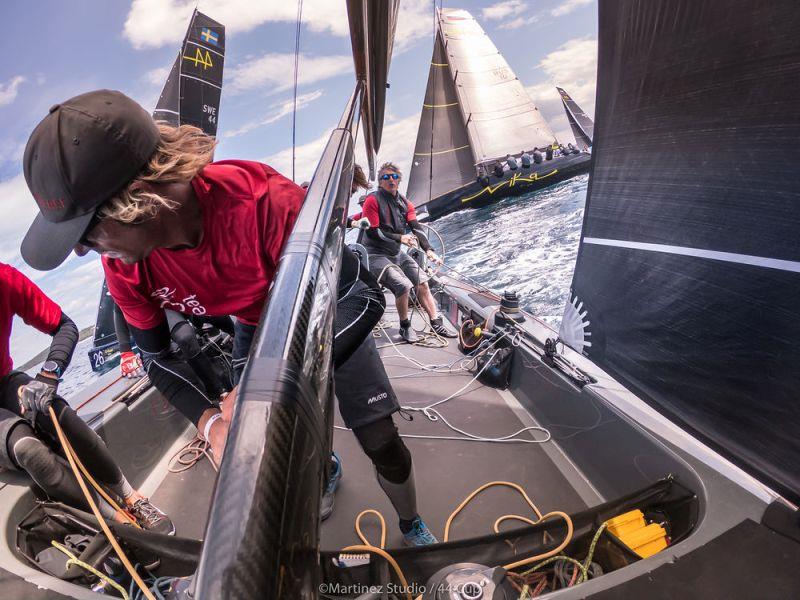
78,212,103,247
380,173,400,181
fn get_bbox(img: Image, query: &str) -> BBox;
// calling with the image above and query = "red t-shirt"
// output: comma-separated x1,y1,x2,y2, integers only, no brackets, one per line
103,160,304,330
1,262,62,378
362,192,417,228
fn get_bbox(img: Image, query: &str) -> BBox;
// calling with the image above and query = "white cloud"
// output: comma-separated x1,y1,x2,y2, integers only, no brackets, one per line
526,38,597,145
144,65,171,86
550,0,594,18
0,76,25,107
0,138,27,166
223,90,323,138
482,1,527,21
0,173,39,264
499,15,539,30
260,111,421,190
228,53,352,95
123,0,430,52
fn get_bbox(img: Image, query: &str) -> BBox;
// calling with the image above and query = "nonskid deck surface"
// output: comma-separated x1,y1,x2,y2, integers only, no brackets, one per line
321,301,587,550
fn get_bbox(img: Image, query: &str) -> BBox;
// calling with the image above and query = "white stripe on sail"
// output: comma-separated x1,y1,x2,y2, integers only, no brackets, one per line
583,238,800,273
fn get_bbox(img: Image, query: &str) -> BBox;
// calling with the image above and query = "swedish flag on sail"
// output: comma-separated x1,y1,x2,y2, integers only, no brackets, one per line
200,27,219,46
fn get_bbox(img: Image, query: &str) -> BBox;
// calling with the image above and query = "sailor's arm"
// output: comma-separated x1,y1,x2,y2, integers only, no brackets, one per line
128,320,218,426
12,267,78,376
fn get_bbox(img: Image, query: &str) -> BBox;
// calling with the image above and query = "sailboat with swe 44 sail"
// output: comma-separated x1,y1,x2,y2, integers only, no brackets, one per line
86,9,226,373
407,8,591,221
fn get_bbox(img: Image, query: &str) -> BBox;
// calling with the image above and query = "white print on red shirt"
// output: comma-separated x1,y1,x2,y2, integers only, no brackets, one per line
151,287,207,316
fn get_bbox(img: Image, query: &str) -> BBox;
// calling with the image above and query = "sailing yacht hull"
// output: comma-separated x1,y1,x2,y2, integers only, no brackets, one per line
416,152,591,221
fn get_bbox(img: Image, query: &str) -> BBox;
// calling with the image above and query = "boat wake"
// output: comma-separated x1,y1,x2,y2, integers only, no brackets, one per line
435,174,588,328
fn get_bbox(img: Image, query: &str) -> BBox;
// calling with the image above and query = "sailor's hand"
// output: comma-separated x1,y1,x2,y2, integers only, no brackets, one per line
353,217,370,230
401,234,417,247
18,377,57,424
120,351,144,378
426,249,443,265
221,385,238,423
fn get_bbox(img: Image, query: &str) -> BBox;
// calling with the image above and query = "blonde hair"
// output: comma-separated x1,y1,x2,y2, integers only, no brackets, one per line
99,123,217,223
378,161,401,179
352,163,368,191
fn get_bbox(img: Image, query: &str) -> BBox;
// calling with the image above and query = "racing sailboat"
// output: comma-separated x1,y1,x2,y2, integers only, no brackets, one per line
407,9,591,220
1,1,799,599
87,9,225,372
557,86,593,149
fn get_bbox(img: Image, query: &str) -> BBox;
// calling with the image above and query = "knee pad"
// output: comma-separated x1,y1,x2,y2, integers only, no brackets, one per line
171,321,201,359
361,431,412,484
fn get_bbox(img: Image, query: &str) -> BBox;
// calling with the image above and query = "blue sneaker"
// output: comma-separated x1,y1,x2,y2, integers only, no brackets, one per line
320,452,342,521
402,517,438,547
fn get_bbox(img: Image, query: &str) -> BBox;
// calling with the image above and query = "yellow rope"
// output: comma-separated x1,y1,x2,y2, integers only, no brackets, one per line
59,431,139,527
441,480,574,571
340,545,412,600
51,540,129,599
355,509,387,549
48,406,156,600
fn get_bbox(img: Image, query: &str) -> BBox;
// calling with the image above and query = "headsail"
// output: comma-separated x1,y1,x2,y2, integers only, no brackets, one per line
560,0,800,503
153,10,225,136
557,86,593,148
406,30,475,206
440,8,555,164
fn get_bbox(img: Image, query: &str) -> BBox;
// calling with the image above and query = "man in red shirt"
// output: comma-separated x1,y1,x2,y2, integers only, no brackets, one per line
20,90,437,544
361,162,456,342
0,262,172,538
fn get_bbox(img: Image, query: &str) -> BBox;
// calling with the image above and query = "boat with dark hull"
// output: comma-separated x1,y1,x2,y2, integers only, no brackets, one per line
2,1,799,599
557,86,593,149
407,9,590,221
86,9,226,373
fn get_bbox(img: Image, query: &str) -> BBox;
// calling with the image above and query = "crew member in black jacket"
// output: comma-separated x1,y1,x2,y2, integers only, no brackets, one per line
361,162,456,342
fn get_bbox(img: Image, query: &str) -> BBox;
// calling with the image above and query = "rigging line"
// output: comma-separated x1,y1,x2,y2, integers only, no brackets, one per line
427,1,437,205
291,0,304,182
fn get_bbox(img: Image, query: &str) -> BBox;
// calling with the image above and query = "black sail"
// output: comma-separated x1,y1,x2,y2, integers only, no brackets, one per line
153,10,225,136
560,0,800,503
556,86,593,148
406,31,474,207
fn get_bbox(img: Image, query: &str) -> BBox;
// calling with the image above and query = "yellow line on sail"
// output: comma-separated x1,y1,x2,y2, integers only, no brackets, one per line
461,169,559,203
415,144,471,157
423,102,458,108
431,62,449,66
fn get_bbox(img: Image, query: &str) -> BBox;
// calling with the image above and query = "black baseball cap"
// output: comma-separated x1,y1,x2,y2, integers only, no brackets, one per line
21,89,160,271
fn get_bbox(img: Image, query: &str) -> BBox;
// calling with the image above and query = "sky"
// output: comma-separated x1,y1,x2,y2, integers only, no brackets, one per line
1,0,598,363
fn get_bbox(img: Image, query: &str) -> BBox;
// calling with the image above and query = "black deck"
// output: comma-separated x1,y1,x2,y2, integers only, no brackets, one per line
321,306,587,550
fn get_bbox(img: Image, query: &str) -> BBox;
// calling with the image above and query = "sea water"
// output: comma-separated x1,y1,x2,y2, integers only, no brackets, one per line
43,174,589,403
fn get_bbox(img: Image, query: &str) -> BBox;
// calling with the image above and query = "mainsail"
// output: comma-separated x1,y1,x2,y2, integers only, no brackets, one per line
440,8,555,164
406,30,475,206
153,10,225,136
557,86,593,148
560,0,800,503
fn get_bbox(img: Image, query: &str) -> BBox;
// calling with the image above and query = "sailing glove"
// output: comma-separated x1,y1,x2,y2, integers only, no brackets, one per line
120,351,144,378
18,377,58,425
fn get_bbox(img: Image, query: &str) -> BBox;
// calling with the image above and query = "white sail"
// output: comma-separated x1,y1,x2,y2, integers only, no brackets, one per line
439,8,556,164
